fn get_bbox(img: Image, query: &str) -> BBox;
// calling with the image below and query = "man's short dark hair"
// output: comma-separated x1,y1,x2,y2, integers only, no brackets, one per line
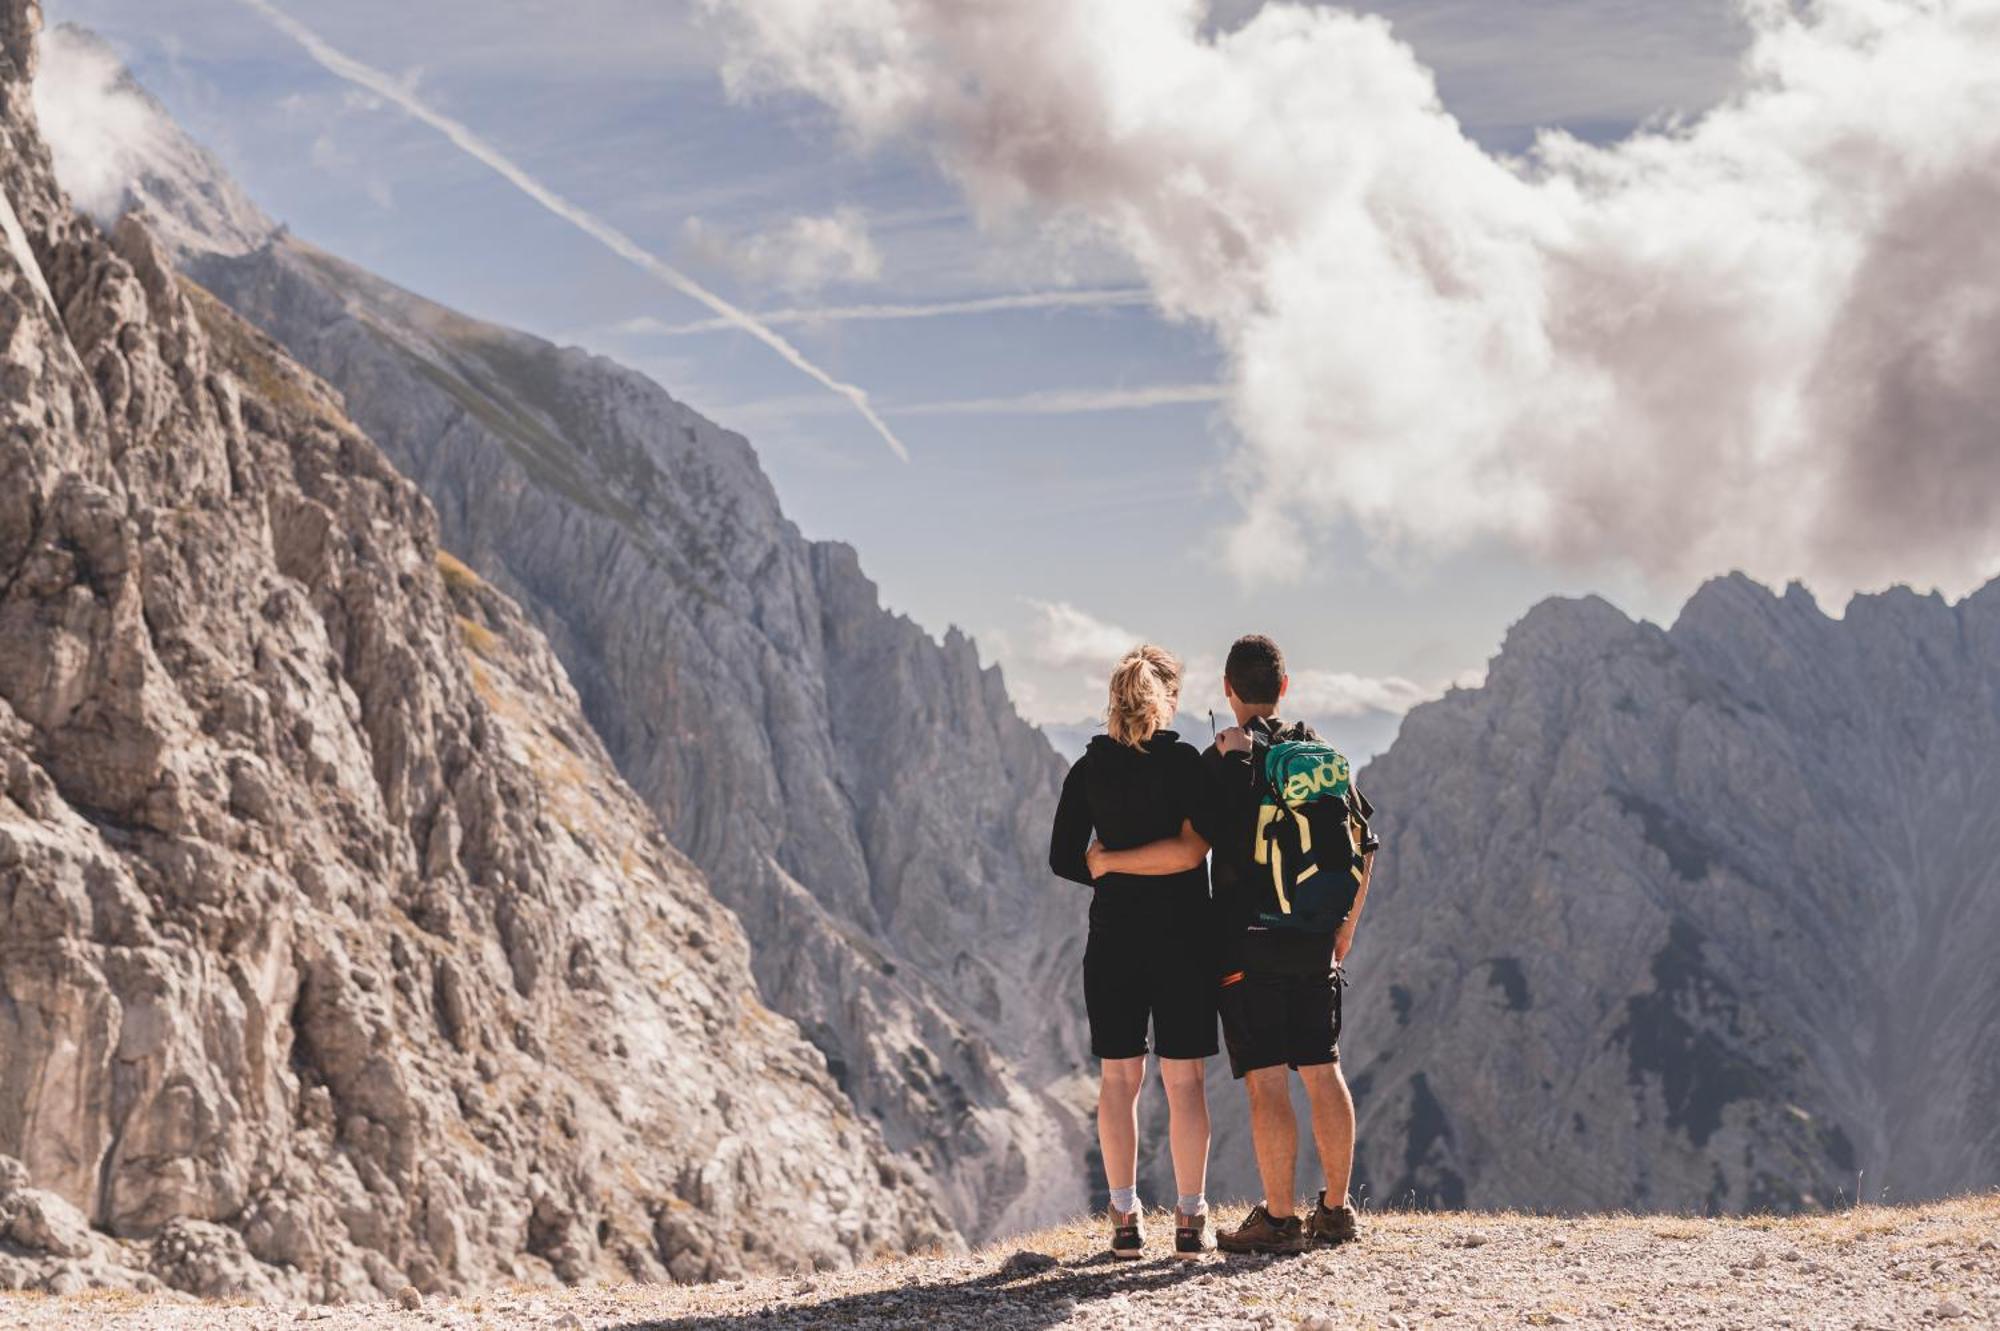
1225,634,1285,705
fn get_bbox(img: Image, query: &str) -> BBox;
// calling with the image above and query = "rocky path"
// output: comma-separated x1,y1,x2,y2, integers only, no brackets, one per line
3,1196,1993,1330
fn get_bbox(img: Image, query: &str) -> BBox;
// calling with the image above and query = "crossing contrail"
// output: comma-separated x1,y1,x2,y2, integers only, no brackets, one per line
233,0,909,461
638,287,1154,336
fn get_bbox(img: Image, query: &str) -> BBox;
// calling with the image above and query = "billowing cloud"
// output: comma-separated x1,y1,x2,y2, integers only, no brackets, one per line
32,25,168,218
1283,667,1433,720
1024,598,1143,672
701,0,2000,597
683,205,883,294
1018,600,1436,748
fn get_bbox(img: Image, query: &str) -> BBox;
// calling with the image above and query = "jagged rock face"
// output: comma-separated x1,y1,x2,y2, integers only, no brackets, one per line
1347,575,2000,1212
137,156,1092,1230
0,0,948,1300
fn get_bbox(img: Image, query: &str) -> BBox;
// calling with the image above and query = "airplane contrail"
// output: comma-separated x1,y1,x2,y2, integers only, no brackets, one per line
233,0,909,461
888,383,1226,417
636,288,1154,336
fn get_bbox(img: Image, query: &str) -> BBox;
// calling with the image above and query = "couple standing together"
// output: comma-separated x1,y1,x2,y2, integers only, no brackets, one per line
1049,634,1379,1258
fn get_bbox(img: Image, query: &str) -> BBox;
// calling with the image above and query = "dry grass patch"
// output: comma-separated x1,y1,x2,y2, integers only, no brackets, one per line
457,615,499,658
436,549,482,593
60,1290,149,1310
1650,1219,1709,1240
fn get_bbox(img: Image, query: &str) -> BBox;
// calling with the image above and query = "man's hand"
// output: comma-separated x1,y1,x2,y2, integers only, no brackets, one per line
1333,926,1356,965
1085,839,1109,880
1216,726,1252,755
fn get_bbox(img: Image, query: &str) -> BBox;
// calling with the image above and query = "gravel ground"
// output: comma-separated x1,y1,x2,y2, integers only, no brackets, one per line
4,1195,1994,1330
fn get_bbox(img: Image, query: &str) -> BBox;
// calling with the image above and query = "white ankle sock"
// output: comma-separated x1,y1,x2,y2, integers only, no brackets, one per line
1177,1194,1207,1216
1108,1186,1138,1215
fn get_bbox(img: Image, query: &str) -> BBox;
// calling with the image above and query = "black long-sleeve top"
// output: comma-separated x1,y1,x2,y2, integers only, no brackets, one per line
1049,730,1212,930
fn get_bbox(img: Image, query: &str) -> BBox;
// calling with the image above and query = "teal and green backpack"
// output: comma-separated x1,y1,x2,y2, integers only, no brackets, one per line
1249,724,1373,933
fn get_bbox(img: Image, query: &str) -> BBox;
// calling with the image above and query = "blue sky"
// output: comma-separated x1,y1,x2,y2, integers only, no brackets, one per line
49,0,1756,732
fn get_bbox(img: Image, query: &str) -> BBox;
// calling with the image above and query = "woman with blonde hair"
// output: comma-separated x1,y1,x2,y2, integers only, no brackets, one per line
1049,643,1217,1259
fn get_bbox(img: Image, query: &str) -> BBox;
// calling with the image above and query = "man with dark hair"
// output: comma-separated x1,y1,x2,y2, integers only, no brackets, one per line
1223,633,1287,708
1095,632,1378,1253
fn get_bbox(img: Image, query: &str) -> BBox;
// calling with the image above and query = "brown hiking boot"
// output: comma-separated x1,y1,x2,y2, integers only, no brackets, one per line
1173,1208,1214,1258
1109,1208,1144,1260
1216,1203,1307,1255
1308,1190,1359,1245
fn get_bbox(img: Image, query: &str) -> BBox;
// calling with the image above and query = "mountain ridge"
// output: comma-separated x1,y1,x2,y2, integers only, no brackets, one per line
56,45,1101,1236
1347,570,2000,1213
0,0,948,1299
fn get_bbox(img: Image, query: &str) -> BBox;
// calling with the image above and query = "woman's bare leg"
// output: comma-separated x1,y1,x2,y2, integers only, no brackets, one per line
1097,1056,1146,1204
1159,1057,1211,1205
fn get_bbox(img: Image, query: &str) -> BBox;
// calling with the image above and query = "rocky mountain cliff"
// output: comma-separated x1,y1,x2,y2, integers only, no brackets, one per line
0,1,948,1299
1346,574,2000,1212
45,28,1097,1236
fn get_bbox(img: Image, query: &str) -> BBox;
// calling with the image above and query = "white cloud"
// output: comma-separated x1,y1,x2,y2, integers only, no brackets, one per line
683,206,882,295
1283,667,1435,719
701,0,2000,599
1023,598,1143,672
1014,601,1440,734
32,26,169,218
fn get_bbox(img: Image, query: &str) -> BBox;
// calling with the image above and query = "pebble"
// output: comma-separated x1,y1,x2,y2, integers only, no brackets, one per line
1934,1299,1969,1319
395,1286,423,1312
552,1315,585,1330
1461,1230,1492,1248
999,1250,1059,1277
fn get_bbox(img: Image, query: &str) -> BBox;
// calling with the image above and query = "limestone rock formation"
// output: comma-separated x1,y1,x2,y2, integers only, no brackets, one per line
1347,575,2000,1212
0,1,948,1299
54,43,1096,1234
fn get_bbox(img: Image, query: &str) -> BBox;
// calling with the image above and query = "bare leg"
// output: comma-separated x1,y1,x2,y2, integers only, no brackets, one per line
1299,1061,1356,1204
1158,1057,1210,1204
1244,1065,1298,1217
1097,1057,1146,1201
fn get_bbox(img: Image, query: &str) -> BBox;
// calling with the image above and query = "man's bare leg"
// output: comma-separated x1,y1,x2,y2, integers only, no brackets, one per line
1299,1061,1355,1205
1244,1065,1298,1217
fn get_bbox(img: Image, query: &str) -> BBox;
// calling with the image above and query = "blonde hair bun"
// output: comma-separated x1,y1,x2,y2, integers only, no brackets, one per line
1106,644,1182,748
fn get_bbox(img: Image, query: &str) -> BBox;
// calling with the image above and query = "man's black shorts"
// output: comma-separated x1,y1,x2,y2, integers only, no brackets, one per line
1217,960,1343,1079
1084,924,1219,1061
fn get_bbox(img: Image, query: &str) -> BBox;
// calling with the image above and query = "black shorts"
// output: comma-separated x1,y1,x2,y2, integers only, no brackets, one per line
1083,924,1219,1061
1217,963,1343,1079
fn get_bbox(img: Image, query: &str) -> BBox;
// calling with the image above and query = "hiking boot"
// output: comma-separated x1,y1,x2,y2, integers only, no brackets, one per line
1173,1208,1214,1258
1216,1203,1307,1255
1308,1190,1359,1245
1109,1208,1144,1260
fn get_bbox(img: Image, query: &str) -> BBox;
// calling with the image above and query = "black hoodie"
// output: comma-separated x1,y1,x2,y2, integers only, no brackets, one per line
1048,730,1211,930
